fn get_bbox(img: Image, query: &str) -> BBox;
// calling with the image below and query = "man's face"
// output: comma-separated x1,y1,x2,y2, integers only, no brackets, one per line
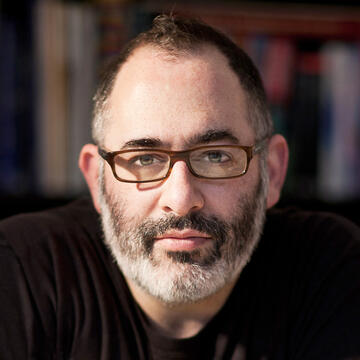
99,45,268,304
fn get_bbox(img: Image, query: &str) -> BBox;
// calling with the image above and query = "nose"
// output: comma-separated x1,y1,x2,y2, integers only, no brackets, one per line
158,160,204,216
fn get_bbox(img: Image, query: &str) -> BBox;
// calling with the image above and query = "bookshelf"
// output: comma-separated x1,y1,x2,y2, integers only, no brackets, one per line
1,0,359,223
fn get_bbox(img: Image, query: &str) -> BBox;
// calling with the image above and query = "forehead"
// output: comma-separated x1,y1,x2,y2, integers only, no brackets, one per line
105,45,254,148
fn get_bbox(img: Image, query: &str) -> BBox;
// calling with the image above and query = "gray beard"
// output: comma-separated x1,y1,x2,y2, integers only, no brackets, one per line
99,167,268,305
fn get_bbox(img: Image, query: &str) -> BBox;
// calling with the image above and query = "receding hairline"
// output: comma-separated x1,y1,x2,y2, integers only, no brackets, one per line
101,43,255,140
110,42,246,92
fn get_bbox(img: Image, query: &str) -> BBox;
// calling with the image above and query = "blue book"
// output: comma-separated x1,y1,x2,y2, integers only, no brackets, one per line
0,16,18,194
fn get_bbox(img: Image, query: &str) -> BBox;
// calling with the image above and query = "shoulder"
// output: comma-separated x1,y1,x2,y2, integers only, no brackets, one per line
259,207,360,304
267,206,359,231
0,197,106,308
0,199,120,358
265,206,360,248
259,207,360,291
0,197,102,261
0,197,99,233
258,208,360,356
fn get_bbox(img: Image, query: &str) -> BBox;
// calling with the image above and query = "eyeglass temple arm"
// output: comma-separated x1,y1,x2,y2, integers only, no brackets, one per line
253,137,270,155
98,147,110,161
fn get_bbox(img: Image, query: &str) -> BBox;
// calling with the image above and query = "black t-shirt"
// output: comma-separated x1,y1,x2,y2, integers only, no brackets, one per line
0,198,360,360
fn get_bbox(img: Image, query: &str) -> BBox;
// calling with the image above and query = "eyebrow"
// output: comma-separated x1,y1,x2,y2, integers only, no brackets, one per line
187,129,239,147
121,137,165,149
120,129,239,150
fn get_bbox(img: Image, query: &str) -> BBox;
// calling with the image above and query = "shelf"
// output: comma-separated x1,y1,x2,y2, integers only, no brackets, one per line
138,1,360,40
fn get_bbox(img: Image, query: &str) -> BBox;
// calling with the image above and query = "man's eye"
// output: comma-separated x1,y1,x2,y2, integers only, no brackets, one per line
130,154,165,166
203,151,231,163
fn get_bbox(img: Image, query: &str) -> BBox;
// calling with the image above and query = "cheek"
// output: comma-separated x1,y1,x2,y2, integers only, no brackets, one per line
104,170,159,218
201,182,244,217
203,169,261,217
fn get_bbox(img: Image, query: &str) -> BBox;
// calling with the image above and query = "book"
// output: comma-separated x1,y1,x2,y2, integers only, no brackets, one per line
318,42,360,201
66,3,98,195
34,0,68,196
287,49,321,199
0,2,36,195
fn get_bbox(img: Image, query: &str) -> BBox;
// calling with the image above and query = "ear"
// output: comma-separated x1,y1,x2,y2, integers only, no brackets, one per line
79,144,101,213
266,134,289,208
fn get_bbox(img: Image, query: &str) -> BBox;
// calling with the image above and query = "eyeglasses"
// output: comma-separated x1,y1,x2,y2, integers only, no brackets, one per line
98,139,268,183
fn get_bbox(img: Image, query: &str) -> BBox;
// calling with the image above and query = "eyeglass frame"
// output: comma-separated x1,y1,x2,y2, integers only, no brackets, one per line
98,138,269,183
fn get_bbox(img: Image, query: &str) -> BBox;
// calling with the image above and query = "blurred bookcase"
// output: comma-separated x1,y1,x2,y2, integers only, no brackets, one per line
0,0,359,224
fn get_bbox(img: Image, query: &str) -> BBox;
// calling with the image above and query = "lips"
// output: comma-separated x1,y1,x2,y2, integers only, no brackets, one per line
154,230,212,251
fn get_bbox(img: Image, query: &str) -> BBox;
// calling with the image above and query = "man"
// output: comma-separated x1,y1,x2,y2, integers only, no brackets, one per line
1,15,359,359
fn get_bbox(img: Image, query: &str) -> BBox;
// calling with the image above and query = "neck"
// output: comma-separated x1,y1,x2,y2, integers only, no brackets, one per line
126,278,237,339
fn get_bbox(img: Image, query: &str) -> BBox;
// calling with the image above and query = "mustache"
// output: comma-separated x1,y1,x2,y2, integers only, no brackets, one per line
136,212,230,254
